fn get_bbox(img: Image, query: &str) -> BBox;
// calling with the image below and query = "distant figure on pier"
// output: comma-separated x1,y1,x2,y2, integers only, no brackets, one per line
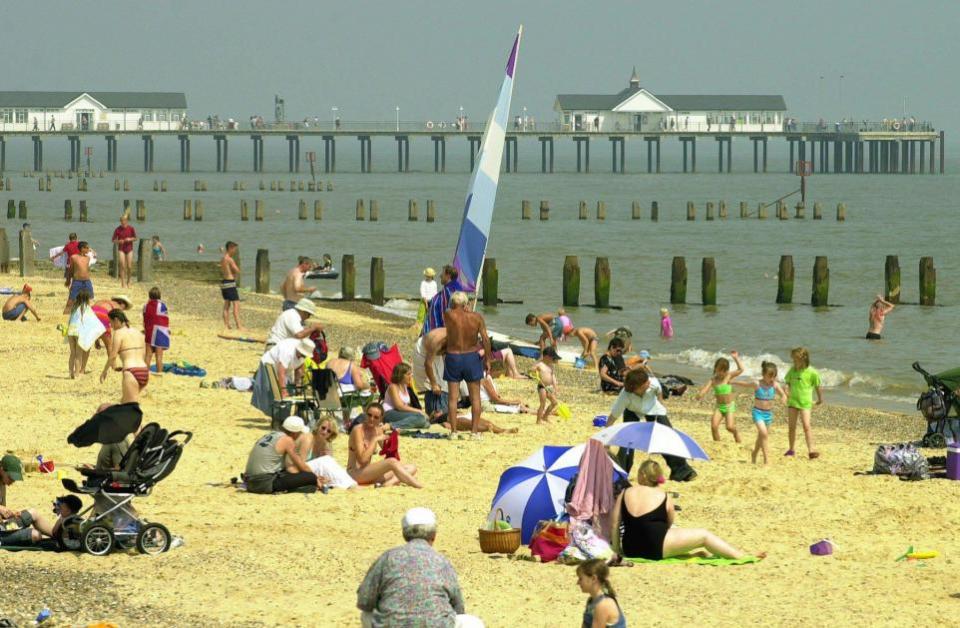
866,295,895,340
220,241,243,330
48,119,56,131
32,118,38,131
335,116,341,130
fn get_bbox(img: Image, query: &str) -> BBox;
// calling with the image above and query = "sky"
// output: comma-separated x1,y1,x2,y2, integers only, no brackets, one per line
2,0,956,137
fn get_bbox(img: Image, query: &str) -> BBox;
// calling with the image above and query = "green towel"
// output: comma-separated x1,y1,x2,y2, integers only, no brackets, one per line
627,554,761,566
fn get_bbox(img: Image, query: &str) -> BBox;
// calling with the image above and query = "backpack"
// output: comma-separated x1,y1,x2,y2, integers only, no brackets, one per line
309,329,328,364
873,443,930,480
917,388,948,422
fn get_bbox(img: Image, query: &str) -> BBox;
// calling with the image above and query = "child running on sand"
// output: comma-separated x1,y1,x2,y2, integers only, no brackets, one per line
533,347,561,424
751,361,788,464
660,308,673,338
525,309,599,367
784,347,822,459
696,351,744,443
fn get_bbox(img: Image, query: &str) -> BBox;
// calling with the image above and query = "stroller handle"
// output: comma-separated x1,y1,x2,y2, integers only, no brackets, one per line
167,430,193,445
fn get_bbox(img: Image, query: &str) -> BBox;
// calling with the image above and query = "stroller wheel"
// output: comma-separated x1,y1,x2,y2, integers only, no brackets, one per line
136,522,171,555
82,524,115,556
926,433,947,448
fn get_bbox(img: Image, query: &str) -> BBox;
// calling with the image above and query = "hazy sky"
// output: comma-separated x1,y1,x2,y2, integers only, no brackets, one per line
4,0,956,136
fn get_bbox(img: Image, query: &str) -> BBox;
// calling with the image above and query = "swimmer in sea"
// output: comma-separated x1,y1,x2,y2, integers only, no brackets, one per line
866,294,895,340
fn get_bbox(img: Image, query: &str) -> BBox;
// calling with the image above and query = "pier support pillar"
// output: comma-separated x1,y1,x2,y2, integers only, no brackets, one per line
215,135,229,172
322,135,336,173
431,136,446,173
789,139,795,173
178,135,190,172
31,135,43,172
919,141,925,173
762,137,768,172
504,136,518,172
609,136,625,173
141,135,154,172
394,136,410,172
573,136,590,173
939,131,945,174
285,135,301,173
538,136,554,173
68,136,81,172
251,135,265,172
357,135,372,173
680,137,696,173
0,137,4,173
468,135,482,171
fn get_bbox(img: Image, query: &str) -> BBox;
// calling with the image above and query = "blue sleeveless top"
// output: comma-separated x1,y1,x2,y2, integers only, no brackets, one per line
583,594,627,628
755,384,776,401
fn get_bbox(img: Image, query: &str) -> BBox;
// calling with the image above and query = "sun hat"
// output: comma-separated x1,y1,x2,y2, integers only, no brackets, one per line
423,267,436,278
1,454,24,481
294,298,317,317
281,416,309,434
295,338,316,357
111,295,133,309
402,507,437,528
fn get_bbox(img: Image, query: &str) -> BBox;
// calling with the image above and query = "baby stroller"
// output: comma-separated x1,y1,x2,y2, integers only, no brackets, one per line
912,362,960,447
60,422,192,555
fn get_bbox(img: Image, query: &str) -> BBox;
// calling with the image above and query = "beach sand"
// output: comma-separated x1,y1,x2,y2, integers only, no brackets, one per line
1,271,957,627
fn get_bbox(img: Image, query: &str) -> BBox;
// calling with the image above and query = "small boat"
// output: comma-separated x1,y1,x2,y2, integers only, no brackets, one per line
305,268,339,280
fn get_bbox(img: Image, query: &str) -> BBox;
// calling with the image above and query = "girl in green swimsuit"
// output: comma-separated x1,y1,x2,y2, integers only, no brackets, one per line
697,351,744,443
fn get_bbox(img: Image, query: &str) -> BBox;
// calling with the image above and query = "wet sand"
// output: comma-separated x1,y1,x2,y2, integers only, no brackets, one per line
0,270,957,627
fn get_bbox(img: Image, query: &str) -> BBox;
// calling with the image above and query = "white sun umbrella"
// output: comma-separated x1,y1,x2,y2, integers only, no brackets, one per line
591,421,710,461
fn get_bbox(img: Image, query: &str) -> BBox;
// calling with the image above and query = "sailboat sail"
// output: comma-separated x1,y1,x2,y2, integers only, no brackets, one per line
452,26,522,294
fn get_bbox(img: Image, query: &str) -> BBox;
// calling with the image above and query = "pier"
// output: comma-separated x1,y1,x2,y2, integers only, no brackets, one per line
0,123,943,175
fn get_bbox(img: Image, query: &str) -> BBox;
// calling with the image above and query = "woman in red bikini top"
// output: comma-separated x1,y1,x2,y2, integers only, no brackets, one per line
100,309,149,403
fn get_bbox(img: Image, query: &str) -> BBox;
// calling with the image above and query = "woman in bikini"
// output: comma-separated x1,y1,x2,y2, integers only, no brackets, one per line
99,309,149,403
347,403,422,488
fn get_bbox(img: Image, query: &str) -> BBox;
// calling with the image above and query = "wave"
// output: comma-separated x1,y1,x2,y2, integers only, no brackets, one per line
375,299,419,320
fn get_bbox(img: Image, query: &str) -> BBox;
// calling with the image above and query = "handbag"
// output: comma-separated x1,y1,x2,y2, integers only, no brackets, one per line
529,521,569,563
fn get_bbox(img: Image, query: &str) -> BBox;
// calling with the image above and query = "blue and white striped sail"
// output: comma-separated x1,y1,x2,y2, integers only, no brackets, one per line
452,26,522,294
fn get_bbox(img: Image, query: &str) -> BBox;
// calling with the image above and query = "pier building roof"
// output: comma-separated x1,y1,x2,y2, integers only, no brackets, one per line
0,91,186,109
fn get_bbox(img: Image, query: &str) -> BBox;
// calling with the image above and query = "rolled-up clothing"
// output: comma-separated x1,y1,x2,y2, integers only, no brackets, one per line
250,362,276,416
384,410,430,430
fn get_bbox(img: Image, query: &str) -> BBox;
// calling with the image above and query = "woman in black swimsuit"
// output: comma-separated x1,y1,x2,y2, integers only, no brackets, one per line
611,460,764,561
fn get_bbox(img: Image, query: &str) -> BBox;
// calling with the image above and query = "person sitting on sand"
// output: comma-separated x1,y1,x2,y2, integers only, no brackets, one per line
327,346,370,393
464,362,529,414
243,416,325,494
2,284,39,322
610,460,764,562
484,341,525,379
100,309,149,403
576,559,627,628
384,363,432,430
357,507,481,627
347,403,422,488
290,417,357,490
0,494,83,546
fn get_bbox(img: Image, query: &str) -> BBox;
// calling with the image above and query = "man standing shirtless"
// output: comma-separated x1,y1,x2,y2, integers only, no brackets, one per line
443,292,491,435
112,215,137,289
280,256,314,311
220,241,243,330
64,242,94,314
866,294,895,340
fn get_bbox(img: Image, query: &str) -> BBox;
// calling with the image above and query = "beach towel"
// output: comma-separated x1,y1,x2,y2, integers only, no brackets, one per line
567,439,616,525
379,430,400,461
142,299,171,349
91,304,112,338
626,555,761,566
150,361,206,377
250,362,279,416
68,305,106,351
421,278,463,335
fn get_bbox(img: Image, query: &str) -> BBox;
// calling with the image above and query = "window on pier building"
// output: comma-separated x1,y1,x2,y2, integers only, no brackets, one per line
15,109,27,123
143,111,153,121
172,112,181,122
0,109,11,123
158,111,167,121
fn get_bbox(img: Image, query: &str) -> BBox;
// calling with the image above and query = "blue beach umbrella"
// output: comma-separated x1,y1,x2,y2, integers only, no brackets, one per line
591,421,710,461
489,444,627,544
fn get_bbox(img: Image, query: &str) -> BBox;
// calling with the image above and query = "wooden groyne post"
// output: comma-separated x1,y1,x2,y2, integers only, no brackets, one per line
255,249,270,294
521,200,531,220
6,200,14,219
64,199,73,221
836,203,846,221
651,201,659,222
137,238,153,282
884,256,901,303
631,201,641,220
0,228,9,273
776,256,794,303
739,201,748,219
369,200,379,222
314,200,323,220
539,200,550,221
670,256,687,304
78,200,88,222
194,200,204,221
594,257,611,308
18,228,34,276
408,200,418,221
355,199,365,221
718,201,728,219
341,254,356,301
562,255,580,307
705,202,714,221
298,199,308,220
919,257,936,306
701,257,717,305
255,200,264,221
370,257,385,306
811,256,829,306
813,202,823,220
482,258,498,306
686,201,695,221
596,201,606,221
426,200,436,223
240,200,249,221
578,201,588,220
18,200,27,220
182,200,192,220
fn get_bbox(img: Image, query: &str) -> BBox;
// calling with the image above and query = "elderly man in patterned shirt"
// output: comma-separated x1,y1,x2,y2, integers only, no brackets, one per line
357,507,484,627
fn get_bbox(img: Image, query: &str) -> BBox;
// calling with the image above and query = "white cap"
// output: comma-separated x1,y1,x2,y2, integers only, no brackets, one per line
295,338,316,357
402,507,437,528
281,416,309,434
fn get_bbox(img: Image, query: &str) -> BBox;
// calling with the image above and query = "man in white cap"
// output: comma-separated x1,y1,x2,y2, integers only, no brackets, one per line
265,298,323,350
357,507,483,627
242,416,324,494
251,338,315,416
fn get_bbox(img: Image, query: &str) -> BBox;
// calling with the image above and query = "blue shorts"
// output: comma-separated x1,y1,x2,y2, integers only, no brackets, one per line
221,280,239,302
443,352,484,383
2,302,26,321
752,407,773,425
69,279,94,301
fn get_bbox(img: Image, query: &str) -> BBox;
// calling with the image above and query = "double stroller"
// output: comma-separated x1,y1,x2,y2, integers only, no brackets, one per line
912,362,960,447
60,422,192,555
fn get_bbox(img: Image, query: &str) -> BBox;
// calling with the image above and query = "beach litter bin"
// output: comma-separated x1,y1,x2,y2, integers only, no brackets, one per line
947,444,960,480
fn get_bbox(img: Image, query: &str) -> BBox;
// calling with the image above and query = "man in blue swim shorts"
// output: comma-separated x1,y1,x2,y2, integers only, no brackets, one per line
442,291,491,436
2,285,39,322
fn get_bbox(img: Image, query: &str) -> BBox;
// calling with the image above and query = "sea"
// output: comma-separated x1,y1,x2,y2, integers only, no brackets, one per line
3,135,957,413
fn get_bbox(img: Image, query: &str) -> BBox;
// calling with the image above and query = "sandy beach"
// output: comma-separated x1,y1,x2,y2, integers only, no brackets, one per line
1,268,957,627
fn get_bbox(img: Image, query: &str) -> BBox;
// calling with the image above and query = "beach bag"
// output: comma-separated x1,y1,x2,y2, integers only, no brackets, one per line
917,388,948,422
309,329,329,364
873,443,929,480
570,521,613,561
529,521,569,563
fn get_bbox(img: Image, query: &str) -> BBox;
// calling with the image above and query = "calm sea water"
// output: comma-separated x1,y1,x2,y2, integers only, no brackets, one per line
3,136,957,410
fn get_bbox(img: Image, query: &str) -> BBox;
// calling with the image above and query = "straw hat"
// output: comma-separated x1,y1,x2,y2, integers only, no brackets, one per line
111,295,133,309
423,267,436,278
294,298,317,317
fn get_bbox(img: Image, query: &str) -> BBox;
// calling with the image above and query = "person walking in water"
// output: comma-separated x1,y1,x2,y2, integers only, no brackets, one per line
220,241,243,330
866,294,895,340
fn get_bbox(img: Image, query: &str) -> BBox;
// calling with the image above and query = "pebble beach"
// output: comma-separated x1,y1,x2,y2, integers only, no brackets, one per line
1,267,958,627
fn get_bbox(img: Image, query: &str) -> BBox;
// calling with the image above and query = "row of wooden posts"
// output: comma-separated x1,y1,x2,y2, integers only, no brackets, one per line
238,251,938,308
24,170,103,179
522,200,847,221
0,177,13,191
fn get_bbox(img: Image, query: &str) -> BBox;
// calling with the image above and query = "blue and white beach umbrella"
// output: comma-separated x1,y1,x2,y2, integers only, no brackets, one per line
591,421,710,461
489,444,627,544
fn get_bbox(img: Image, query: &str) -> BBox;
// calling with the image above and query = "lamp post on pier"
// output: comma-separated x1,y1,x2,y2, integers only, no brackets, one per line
395,106,400,132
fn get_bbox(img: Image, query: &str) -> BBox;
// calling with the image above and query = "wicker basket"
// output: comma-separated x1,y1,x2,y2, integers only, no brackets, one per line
478,509,522,554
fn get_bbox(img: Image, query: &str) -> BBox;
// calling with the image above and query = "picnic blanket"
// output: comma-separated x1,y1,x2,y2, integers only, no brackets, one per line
627,555,761,566
150,361,206,377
